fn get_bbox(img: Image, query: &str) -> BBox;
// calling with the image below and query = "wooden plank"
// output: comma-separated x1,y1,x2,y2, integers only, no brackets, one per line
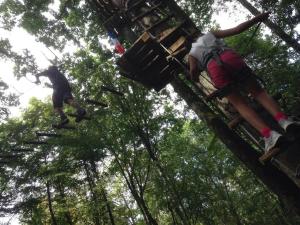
158,27,177,42
67,113,91,121
158,21,188,43
124,33,153,59
0,154,22,159
133,41,155,60
101,86,124,96
36,132,62,138
0,161,12,164
86,99,108,107
259,148,281,164
169,36,186,53
11,148,33,152
24,141,48,145
52,124,76,130
138,49,156,65
166,47,187,61
141,32,151,42
228,116,243,129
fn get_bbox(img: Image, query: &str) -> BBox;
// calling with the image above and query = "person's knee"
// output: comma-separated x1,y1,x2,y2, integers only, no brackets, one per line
54,107,63,113
64,97,74,105
250,87,265,99
226,93,245,106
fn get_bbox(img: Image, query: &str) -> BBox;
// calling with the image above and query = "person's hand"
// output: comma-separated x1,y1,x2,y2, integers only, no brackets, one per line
188,55,199,82
256,12,270,22
188,70,199,82
44,82,53,88
35,77,41,84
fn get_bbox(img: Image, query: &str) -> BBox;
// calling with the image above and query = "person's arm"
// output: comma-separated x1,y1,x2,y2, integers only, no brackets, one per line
212,12,270,38
35,71,48,84
188,55,199,82
44,82,53,88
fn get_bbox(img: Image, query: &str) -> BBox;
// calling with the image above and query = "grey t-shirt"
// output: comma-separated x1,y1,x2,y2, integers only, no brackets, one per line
189,32,230,70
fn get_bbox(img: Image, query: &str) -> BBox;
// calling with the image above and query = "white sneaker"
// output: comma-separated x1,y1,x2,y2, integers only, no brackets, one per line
264,130,283,153
278,117,300,133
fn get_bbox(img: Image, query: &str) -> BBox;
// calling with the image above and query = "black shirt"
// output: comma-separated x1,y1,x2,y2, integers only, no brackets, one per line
42,66,70,90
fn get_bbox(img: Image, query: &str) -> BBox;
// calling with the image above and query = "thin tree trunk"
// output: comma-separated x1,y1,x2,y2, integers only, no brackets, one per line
236,0,300,53
101,189,116,225
122,194,137,225
57,183,74,225
83,162,101,225
136,127,191,225
112,151,159,225
46,181,58,225
90,160,116,225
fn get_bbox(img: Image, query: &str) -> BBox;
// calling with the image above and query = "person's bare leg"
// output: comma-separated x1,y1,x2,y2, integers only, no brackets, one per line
66,98,86,121
226,91,269,132
254,91,282,116
247,79,300,133
245,78,282,116
66,99,81,110
54,107,68,124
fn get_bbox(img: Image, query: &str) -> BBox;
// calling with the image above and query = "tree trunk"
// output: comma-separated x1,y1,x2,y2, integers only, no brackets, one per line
122,194,137,225
83,162,101,225
236,0,300,53
136,126,191,225
46,181,58,225
101,189,116,225
57,183,74,225
171,77,300,217
90,160,116,225
112,152,159,225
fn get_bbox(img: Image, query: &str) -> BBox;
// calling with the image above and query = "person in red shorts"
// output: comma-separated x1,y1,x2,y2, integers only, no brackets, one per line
188,12,299,154
35,66,86,125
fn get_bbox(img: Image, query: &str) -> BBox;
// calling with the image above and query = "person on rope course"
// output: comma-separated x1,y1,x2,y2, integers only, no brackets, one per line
188,12,300,154
35,66,86,126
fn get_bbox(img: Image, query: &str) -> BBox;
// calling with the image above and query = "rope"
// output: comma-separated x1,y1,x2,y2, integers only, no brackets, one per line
9,78,40,98
242,21,262,55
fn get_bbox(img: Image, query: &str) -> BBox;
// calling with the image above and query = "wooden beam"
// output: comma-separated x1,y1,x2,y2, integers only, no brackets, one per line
259,148,281,164
67,113,91,120
0,154,22,159
36,132,62,138
11,148,33,152
86,99,108,107
0,161,11,164
24,141,48,145
52,124,76,130
101,85,124,96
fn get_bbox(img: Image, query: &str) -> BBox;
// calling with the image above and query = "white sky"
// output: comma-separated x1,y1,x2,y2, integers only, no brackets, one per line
0,27,55,116
0,1,299,224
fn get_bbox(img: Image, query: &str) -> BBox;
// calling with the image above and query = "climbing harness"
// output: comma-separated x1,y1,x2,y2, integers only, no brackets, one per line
244,21,262,52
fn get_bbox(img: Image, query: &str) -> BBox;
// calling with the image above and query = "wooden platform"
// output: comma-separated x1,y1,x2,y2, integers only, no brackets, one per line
117,32,178,91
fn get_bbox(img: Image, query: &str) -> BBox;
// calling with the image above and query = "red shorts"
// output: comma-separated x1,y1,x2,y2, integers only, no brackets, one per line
207,50,249,89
